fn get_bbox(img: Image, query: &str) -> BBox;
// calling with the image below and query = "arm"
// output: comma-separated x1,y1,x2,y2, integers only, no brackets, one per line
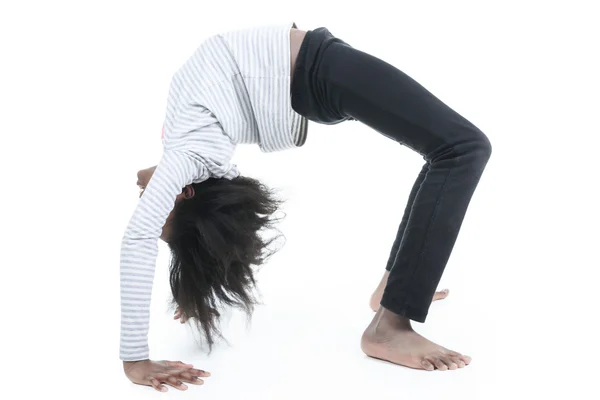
119,150,207,361
121,103,239,390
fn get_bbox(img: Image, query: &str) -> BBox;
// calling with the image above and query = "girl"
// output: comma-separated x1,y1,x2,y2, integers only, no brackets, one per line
121,23,491,392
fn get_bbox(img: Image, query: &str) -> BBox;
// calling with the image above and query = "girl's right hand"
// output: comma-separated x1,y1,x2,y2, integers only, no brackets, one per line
174,307,188,323
137,166,157,197
123,359,210,392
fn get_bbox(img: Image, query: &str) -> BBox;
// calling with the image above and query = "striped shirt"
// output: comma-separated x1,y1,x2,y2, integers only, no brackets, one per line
120,22,308,361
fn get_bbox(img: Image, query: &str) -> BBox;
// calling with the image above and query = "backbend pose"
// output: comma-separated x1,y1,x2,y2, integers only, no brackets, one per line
121,23,492,392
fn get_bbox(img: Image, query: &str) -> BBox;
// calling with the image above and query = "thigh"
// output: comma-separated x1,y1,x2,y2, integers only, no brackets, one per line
321,42,474,156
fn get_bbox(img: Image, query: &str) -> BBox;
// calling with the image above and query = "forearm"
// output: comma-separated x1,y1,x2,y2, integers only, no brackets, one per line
119,235,157,361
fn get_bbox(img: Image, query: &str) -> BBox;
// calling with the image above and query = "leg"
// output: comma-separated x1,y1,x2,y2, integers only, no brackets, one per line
292,28,491,370
370,271,450,312
369,164,449,312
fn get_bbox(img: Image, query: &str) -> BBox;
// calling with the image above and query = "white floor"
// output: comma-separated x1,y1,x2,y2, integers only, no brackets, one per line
110,252,499,400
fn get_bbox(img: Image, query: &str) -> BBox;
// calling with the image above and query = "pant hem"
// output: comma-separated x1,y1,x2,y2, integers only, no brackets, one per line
379,297,428,323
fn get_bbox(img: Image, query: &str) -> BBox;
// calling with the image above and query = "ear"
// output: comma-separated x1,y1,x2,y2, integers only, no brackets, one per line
183,185,195,199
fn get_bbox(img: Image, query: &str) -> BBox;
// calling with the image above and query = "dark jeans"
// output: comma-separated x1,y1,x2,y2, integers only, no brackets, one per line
291,28,492,322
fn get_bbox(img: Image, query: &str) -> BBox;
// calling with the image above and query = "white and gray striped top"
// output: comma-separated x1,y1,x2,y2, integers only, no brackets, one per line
120,22,308,361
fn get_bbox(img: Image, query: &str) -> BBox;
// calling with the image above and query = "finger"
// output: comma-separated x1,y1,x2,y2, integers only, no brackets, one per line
165,368,187,375
189,368,211,377
165,361,193,368
150,378,167,392
165,360,194,368
165,368,206,384
179,372,205,385
165,375,188,391
174,311,188,323
154,373,188,390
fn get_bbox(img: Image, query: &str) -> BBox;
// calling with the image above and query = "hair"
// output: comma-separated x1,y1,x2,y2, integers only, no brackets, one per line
167,176,284,351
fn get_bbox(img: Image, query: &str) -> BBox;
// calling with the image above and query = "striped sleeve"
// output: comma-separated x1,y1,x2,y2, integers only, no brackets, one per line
119,150,207,361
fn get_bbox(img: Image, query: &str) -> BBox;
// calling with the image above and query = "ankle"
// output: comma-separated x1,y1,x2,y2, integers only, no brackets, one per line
375,306,413,331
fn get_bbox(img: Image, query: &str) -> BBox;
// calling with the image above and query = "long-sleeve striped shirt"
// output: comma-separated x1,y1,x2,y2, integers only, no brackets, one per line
119,22,308,361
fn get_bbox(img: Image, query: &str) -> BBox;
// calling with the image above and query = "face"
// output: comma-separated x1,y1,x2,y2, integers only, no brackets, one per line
137,166,194,242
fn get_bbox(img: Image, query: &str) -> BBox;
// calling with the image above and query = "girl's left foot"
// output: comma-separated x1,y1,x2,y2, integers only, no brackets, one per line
369,271,449,312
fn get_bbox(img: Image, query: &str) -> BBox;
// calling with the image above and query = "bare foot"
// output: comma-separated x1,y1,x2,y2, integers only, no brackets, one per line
369,271,449,312
361,306,471,371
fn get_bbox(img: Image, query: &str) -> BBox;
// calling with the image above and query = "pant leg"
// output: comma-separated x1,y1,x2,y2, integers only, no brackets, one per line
292,28,492,322
385,164,428,272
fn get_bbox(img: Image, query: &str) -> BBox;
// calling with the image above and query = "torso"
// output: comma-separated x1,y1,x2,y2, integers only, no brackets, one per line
290,28,307,85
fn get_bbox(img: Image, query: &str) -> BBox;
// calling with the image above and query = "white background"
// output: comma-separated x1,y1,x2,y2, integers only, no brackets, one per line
1,1,599,399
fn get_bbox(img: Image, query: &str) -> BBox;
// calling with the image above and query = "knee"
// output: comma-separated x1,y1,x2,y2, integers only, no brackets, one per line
459,128,492,163
473,131,492,161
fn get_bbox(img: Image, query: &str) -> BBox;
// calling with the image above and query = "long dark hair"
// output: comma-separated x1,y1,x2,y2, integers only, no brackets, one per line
167,176,284,351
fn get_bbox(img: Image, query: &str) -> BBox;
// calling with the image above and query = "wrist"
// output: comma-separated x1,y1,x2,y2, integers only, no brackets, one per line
123,359,149,366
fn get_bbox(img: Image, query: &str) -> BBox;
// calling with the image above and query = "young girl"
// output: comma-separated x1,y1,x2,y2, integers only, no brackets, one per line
121,23,491,392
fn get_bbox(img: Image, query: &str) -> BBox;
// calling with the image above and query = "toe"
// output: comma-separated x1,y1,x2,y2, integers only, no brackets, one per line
421,359,435,371
451,356,466,368
433,289,450,301
449,351,471,365
460,354,472,365
432,358,448,371
442,357,458,370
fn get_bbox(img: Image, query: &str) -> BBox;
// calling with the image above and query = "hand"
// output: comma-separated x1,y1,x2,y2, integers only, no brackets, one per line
174,307,189,324
123,359,210,392
137,166,157,197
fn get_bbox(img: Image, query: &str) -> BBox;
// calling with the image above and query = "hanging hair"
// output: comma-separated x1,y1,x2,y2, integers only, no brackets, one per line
167,176,284,351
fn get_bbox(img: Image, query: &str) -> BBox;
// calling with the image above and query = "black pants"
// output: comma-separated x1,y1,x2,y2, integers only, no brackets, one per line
291,28,492,322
